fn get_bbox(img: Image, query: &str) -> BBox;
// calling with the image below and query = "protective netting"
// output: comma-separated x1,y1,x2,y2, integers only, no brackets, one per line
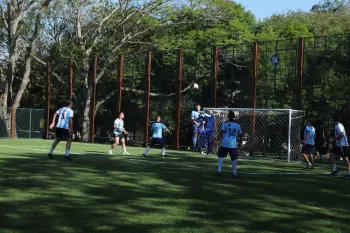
202,108,305,161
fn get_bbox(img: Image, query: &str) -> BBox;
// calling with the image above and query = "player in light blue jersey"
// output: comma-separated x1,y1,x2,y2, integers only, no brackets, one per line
301,121,316,169
191,104,205,151
143,116,170,159
47,100,74,161
214,111,242,178
201,109,215,156
329,115,350,178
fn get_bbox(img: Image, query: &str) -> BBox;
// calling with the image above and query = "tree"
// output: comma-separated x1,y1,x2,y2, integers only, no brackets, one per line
0,0,53,136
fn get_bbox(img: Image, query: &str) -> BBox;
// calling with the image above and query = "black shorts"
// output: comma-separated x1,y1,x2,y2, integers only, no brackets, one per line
56,128,71,139
149,138,165,147
302,144,314,154
217,147,238,160
114,133,124,140
334,146,348,157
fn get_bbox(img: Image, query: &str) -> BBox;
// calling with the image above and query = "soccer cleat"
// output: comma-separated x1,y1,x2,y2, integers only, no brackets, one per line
329,171,338,176
108,150,113,155
162,157,165,159
142,154,147,158
214,172,222,177
48,153,53,159
233,174,239,179
122,151,130,155
345,174,350,179
64,156,72,161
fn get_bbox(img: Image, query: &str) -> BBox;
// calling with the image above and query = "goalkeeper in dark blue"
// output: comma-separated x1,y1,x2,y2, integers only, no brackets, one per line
201,109,215,155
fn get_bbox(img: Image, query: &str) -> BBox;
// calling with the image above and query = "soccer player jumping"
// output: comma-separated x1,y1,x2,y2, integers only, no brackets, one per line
109,112,130,155
143,115,170,159
214,111,242,178
48,100,74,161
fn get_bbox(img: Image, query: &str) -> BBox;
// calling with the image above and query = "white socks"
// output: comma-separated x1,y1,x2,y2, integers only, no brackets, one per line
218,158,237,175
232,160,237,175
162,148,165,157
50,148,54,154
144,147,151,155
217,157,223,172
333,165,337,172
65,149,70,157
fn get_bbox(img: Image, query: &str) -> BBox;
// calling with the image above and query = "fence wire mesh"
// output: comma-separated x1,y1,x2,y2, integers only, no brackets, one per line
202,108,305,161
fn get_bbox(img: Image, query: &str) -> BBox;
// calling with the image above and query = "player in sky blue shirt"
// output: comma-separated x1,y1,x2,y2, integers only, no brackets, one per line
191,104,205,151
201,109,215,155
215,111,242,178
302,121,316,169
143,115,170,159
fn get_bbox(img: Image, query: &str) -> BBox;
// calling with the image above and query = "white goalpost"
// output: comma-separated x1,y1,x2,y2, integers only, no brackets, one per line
202,108,305,162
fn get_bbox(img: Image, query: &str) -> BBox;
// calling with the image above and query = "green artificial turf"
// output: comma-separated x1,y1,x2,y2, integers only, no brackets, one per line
0,139,349,233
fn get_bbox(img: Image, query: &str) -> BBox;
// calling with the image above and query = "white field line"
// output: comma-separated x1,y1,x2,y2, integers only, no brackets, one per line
0,144,339,175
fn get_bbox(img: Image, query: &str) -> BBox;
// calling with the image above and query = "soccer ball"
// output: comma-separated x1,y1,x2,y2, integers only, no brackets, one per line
193,83,199,89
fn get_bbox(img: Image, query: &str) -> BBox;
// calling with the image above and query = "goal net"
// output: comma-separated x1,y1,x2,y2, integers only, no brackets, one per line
201,108,305,162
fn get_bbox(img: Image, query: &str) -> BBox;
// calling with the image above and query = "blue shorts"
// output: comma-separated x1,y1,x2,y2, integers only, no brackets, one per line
218,147,238,160
150,138,165,147
193,124,203,135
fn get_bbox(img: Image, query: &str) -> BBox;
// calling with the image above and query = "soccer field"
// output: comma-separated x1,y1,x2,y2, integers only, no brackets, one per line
0,139,349,233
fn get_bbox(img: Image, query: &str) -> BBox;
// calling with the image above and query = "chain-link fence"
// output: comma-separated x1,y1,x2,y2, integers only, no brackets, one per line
0,108,45,139
202,108,305,161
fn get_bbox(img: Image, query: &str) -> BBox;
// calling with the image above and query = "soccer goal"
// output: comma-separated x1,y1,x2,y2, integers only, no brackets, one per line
202,108,305,162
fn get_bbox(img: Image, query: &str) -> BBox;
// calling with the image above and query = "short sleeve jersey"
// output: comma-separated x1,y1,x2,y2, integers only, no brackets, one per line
220,121,242,149
191,111,204,125
304,125,316,145
152,123,166,138
114,118,124,135
335,123,349,147
56,107,73,129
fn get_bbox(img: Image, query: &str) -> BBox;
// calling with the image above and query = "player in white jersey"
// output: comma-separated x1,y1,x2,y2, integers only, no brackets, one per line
214,111,242,178
47,101,74,161
109,112,129,155
329,115,350,178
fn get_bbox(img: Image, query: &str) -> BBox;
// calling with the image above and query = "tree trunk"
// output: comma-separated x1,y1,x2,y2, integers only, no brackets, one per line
0,107,11,137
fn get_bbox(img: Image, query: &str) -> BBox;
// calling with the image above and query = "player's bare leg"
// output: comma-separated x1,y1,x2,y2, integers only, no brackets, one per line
109,137,120,154
302,153,313,168
64,138,73,161
48,138,61,158
121,139,129,155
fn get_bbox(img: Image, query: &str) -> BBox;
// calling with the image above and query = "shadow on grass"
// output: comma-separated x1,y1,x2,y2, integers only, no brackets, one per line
0,151,350,233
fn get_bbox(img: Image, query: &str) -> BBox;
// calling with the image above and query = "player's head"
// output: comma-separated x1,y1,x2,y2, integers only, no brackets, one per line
196,104,201,111
228,111,235,121
66,100,73,108
155,115,161,122
209,109,213,114
306,120,312,126
118,112,124,119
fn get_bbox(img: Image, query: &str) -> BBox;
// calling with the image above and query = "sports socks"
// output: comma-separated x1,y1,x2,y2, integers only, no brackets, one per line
144,147,151,155
232,160,237,176
192,136,197,149
162,148,165,157
217,157,223,172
